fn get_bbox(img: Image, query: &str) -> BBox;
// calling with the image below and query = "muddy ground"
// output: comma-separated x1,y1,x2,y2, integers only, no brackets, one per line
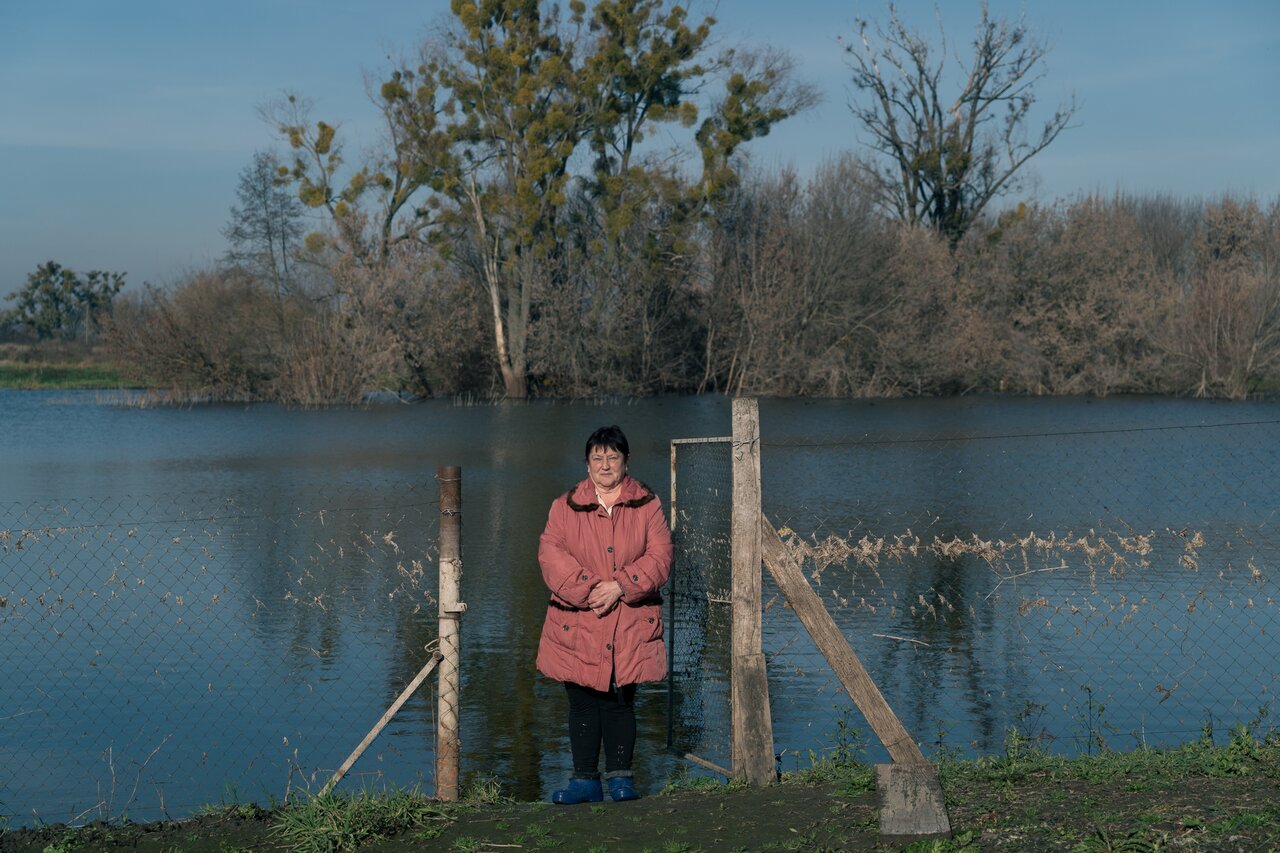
3,767,1278,851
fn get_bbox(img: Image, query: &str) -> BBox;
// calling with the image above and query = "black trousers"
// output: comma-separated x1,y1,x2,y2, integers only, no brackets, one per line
565,681,637,779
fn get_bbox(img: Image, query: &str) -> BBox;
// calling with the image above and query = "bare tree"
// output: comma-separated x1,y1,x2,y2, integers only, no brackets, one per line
222,150,305,301
843,2,1077,248
968,197,1170,395
701,159,904,396
1174,197,1280,398
530,179,703,396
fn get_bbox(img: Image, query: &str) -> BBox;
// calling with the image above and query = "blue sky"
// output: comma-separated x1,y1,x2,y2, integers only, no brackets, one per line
1,1,1277,292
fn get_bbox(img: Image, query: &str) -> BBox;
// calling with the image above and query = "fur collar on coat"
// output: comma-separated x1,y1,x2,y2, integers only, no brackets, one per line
563,475,657,513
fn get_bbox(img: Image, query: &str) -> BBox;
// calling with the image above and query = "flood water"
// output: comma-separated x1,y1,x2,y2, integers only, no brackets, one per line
2,391,1278,824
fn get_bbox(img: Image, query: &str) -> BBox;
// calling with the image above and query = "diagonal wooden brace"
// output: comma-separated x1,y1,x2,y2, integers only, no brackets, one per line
320,651,444,796
759,514,926,764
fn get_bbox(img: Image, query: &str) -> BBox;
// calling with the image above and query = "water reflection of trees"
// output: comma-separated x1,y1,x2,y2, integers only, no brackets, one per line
880,544,1012,755
208,483,442,791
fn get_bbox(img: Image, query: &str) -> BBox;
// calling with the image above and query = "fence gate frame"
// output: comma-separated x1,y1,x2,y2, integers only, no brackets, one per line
666,400,776,783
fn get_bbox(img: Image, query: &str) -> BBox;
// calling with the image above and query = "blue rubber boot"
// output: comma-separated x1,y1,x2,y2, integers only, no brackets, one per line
551,777,603,804
607,775,638,802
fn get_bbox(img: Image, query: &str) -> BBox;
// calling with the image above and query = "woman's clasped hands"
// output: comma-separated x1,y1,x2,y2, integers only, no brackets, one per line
587,580,623,617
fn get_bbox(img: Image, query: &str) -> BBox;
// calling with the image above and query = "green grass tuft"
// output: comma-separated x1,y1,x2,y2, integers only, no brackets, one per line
460,772,510,806
660,773,734,794
785,755,875,794
270,786,453,852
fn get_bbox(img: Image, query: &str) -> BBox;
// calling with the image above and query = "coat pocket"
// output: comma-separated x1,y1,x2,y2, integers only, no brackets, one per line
621,605,662,646
643,608,663,642
543,608,578,654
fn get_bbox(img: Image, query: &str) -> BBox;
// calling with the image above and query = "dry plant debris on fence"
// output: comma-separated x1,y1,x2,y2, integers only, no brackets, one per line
776,525,1267,587
768,524,1274,636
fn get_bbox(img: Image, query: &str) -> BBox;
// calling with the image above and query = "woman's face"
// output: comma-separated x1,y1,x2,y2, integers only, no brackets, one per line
587,444,626,492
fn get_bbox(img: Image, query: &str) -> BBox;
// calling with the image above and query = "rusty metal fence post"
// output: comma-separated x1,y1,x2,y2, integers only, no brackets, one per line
436,466,465,801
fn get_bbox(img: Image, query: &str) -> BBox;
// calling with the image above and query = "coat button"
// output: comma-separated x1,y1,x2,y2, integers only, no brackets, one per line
632,575,639,582
648,617,654,623
562,624,569,631
606,643,612,650
580,574,588,581
607,546,613,553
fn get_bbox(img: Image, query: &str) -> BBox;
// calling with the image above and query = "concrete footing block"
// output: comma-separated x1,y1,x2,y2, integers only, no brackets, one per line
876,762,952,842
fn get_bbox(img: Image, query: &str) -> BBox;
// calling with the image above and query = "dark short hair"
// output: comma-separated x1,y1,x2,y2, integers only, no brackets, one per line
585,425,629,462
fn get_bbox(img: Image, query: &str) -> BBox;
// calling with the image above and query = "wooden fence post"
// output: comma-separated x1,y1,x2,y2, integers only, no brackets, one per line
730,398,776,785
436,466,465,801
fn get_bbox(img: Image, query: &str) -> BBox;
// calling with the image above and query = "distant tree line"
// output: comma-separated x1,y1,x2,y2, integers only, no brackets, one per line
12,2,1280,403
104,163,1280,402
1,261,125,343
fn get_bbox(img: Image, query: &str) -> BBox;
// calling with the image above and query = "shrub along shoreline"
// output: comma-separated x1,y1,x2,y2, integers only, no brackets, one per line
5,193,1279,405
3,729,1278,851
7,184,1280,408
96,189,1280,406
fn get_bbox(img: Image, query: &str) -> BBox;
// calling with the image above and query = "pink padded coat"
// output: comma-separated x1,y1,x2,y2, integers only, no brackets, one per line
535,475,674,692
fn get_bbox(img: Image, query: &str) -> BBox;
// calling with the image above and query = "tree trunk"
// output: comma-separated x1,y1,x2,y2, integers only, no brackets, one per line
468,181,528,399
486,273,527,399
499,362,527,398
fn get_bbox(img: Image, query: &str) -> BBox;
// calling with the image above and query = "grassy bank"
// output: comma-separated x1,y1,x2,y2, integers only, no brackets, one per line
4,728,1279,852
0,361,136,389
0,342,143,389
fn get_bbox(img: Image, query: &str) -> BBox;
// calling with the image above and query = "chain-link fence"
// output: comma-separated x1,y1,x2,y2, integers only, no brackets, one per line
669,417,1280,772
1,484,441,826
667,438,735,773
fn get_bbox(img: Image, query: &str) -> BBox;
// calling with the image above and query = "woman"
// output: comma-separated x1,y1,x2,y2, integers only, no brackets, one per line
536,425,674,804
